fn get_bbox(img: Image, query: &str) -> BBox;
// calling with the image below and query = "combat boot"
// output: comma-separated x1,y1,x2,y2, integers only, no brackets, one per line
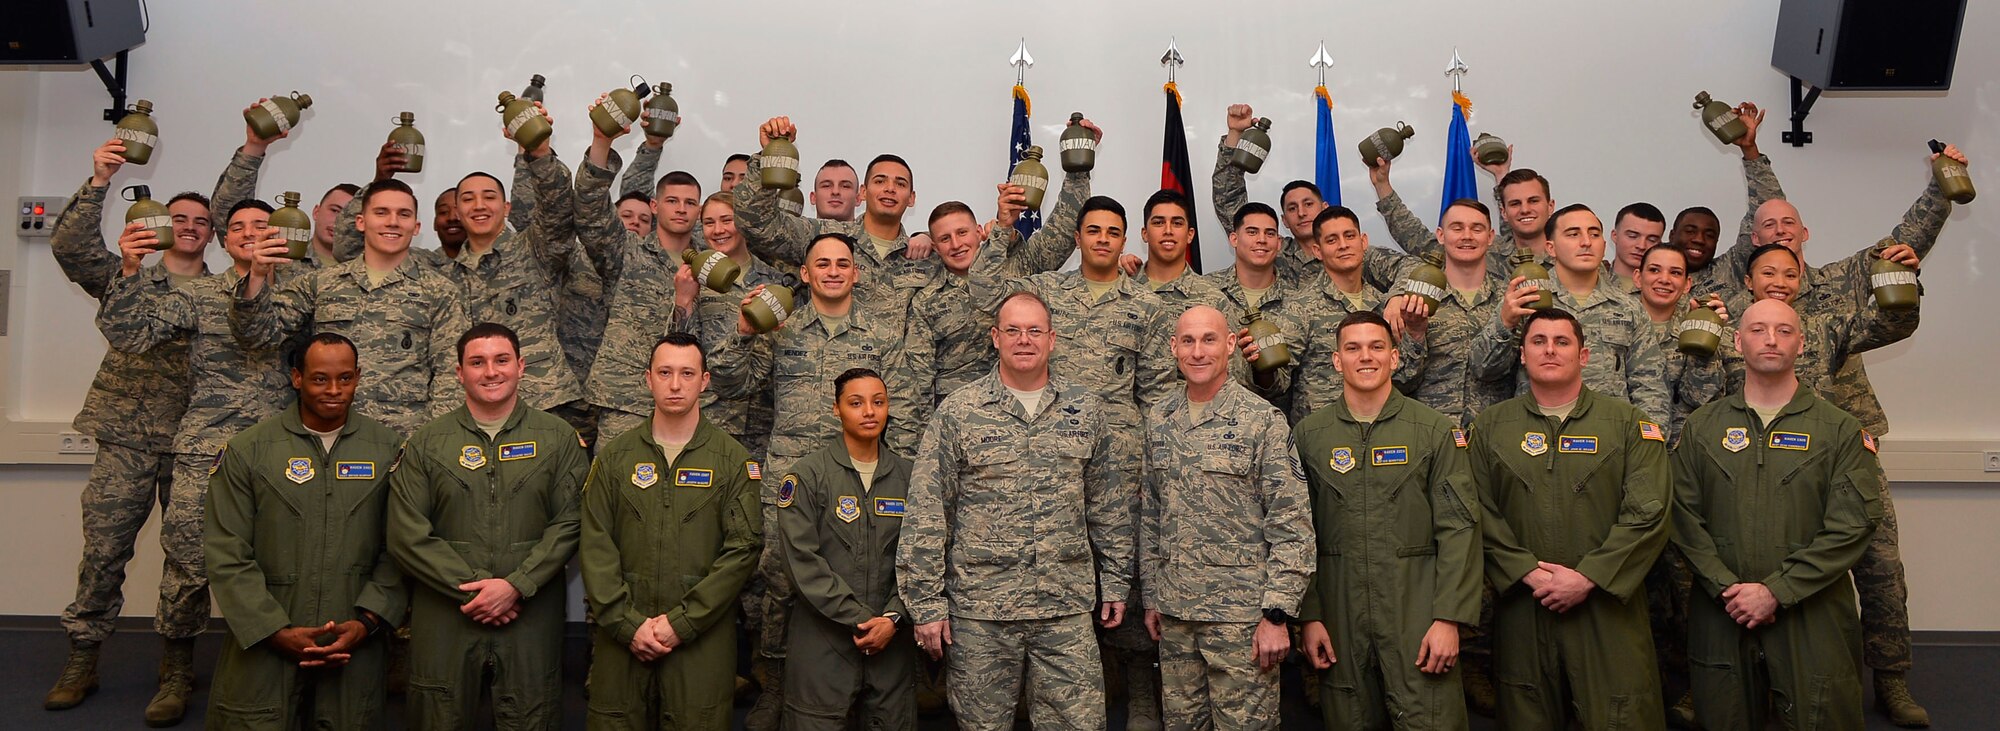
1461,655,1497,718
1123,649,1163,731
43,640,101,710
1666,689,1698,729
916,659,949,715
143,637,196,727
386,625,411,695
1875,670,1931,728
744,656,783,731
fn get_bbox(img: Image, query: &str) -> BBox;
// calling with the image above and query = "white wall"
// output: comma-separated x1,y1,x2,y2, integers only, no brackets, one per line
2,1,1996,628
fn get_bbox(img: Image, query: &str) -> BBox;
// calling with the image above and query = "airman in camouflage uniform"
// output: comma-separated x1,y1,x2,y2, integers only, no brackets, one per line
506,151,615,443
232,179,471,438
1276,206,1427,424
1140,305,1311,731
1212,103,1322,288
1205,203,1306,406
899,292,1134,731
45,138,207,720
683,195,799,461
1293,311,1480,731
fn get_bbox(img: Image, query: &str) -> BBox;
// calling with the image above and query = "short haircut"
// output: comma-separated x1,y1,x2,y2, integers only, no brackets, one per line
290,332,358,372
1280,180,1323,202
456,171,505,200
226,199,275,222
1614,201,1666,228
724,153,752,166
616,190,653,207
166,191,211,209
1079,195,1127,228
1748,243,1801,269
1672,206,1719,228
833,367,883,398
1231,201,1280,231
926,201,977,228
818,159,854,174
455,322,520,362
865,153,914,187
1310,205,1361,239
997,289,1052,322
1335,310,1396,346
1143,189,1192,222
1497,168,1551,200
1444,198,1491,219
656,170,702,195
701,191,734,213
1641,243,1689,269
808,232,857,258
1543,203,1597,241
361,178,417,208
651,332,706,371
1521,307,1584,345
433,188,457,205
320,183,361,205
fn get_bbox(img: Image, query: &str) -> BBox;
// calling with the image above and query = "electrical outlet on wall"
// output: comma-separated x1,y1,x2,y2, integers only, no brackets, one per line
1986,451,2000,473
57,433,97,455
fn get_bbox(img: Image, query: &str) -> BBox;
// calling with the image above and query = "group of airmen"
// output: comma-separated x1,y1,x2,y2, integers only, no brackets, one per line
37,87,1960,731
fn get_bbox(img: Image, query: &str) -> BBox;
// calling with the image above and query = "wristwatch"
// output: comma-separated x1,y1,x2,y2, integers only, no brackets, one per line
1263,607,1294,625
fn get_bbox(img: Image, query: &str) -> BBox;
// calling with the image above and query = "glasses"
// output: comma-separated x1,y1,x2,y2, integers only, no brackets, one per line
997,326,1050,341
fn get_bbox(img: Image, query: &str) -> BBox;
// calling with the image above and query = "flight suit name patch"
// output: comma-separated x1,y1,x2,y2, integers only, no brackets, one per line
335,462,375,479
1522,432,1548,456
1722,427,1749,453
1558,436,1598,454
1330,447,1356,474
1768,431,1811,451
874,497,905,516
459,446,486,469
1371,446,1409,466
285,457,314,484
498,442,537,461
632,463,658,489
836,495,861,523
675,468,714,487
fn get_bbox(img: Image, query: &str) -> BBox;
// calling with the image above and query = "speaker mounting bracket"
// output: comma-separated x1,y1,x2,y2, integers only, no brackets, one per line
90,50,131,123
1784,76,1820,147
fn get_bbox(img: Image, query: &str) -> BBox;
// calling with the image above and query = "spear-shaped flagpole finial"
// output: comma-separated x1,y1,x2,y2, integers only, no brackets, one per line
1309,41,1334,86
1445,47,1470,93
1010,38,1034,85
1161,36,1185,84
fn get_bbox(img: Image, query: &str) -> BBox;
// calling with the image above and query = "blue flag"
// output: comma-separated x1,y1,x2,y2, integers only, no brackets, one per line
1314,85,1341,206
1008,84,1042,242
1439,92,1477,223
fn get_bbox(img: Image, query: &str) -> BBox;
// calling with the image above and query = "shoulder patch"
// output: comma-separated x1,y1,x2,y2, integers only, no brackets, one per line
1638,421,1665,442
1452,429,1469,448
776,474,798,508
389,445,405,473
209,448,226,476
579,434,589,449
1861,430,1878,454
746,460,763,481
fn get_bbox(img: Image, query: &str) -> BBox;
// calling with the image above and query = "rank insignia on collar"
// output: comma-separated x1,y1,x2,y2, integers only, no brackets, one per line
1722,427,1749,453
1768,431,1811,451
873,497,905,516
836,495,861,523
1330,447,1356,474
776,474,797,508
1521,432,1548,456
1371,446,1409,466
1558,436,1598,454
498,441,537,461
632,463,658,489
285,457,314,484
1452,429,1469,448
335,462,375,479
459,445,486,469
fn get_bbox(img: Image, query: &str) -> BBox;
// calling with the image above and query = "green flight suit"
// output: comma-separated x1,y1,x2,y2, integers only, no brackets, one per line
387,404,587,730
777,441,917,730
580,416,762,730
1672,386,1881,730
1294,390,1481,730
204,406,407,729
1469,388,1670,731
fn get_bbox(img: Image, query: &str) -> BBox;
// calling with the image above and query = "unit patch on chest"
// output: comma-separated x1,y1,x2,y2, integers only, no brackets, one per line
335,462,375,480
632,463,658,489
1330,447,1356,474
285,457,314,484
1521,432,1548,456
459,445,487,469
498,441,537,461
1722,427,1749,453
836,495,861,523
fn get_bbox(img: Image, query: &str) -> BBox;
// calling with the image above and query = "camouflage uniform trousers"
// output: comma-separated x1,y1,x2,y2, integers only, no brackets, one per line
1157,617,1280,731
1645,548,1694,698
550,401,597,453
1859,479,1911,673
60,440,177,642
947,613,1105,731
154,453,218,639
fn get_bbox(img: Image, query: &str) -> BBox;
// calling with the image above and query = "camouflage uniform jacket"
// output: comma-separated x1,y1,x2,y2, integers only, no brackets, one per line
1470,279,1672,422
1210,138,1320,289
686,255,797,444
1276,271,1427,424
1385,273,1516,428
574,155,697,417
735,155,938,330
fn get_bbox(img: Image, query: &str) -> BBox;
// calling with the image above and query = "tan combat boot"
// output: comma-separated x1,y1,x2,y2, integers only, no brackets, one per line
1667,689,1698,729
43,640,101,710
1123,649,1164,731
1461,654,1497,718
143,637,196,727
1875,670,1931,728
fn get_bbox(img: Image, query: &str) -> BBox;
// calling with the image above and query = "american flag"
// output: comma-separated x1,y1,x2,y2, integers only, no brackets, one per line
1008,84,1042,241
1640,421,1666,442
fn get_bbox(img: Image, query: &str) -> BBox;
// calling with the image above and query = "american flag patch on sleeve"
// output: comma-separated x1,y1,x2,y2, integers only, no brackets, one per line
1639,421,1665,442
746,460,763,480
1452,429,1468,448
1861,430,1878,454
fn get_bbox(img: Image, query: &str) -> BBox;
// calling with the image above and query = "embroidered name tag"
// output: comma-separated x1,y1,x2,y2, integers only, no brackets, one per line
335,462,375,479
1371,446,1409,466
675,468,713,487
1558,436,1598,454
498,442,537,461
874,497,906,516
1768,432,1811,451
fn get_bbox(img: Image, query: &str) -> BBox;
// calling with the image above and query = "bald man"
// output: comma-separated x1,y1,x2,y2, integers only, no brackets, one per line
1673,299,1880,730
1139,305,1311,730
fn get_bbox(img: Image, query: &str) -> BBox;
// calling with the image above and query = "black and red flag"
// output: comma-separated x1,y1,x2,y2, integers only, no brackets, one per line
1160,81,1202,273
